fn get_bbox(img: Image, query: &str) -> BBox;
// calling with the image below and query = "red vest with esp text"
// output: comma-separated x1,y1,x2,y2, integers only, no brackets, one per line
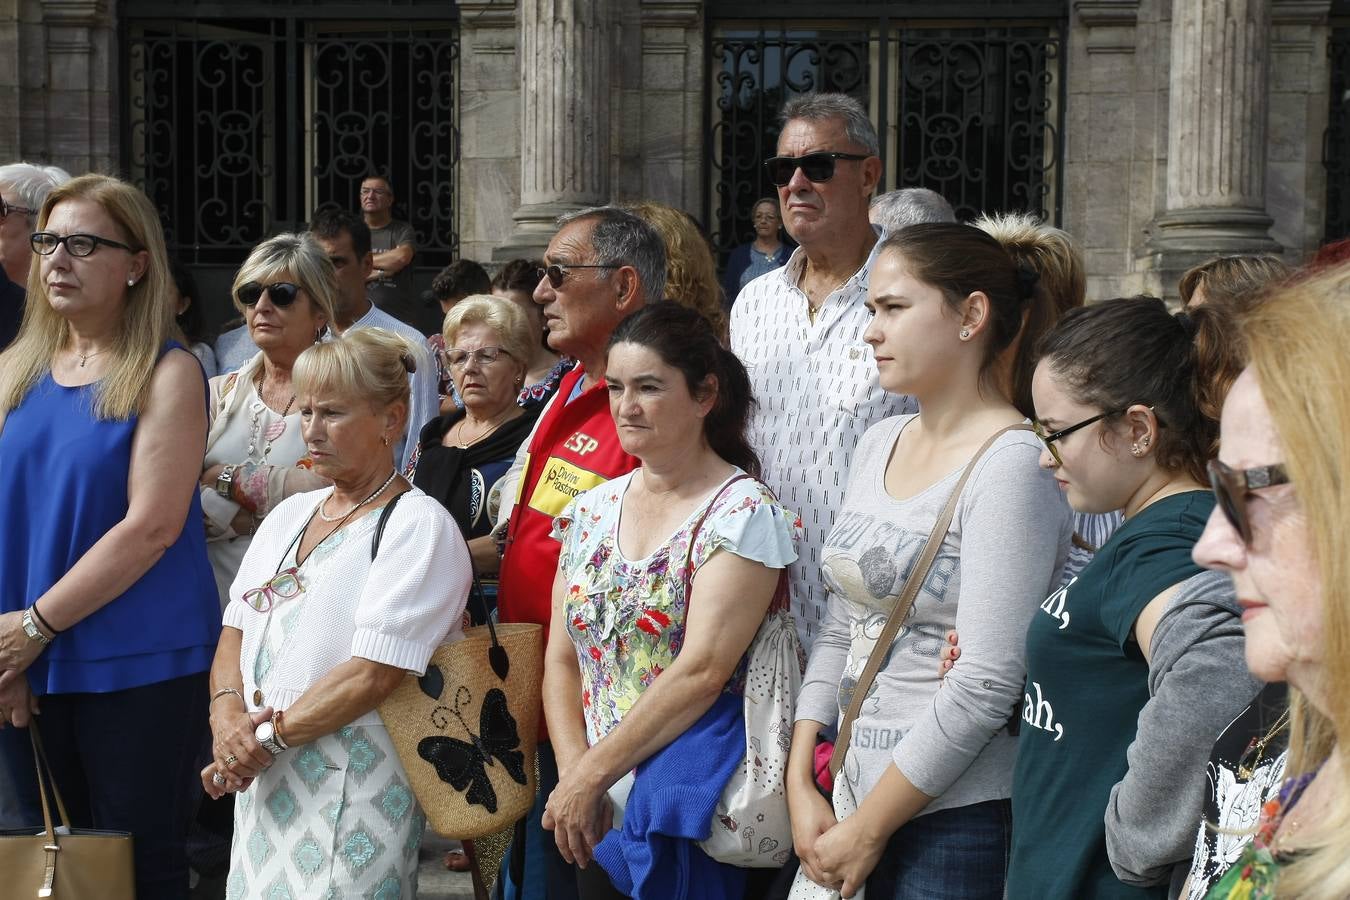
498,366,638,635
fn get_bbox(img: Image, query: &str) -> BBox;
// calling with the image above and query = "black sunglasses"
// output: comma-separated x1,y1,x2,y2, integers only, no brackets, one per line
237,281,302,307
1207,459,1290,546
30,232,139,258
536,263,621,290
764,152,871,187
2,199,38,221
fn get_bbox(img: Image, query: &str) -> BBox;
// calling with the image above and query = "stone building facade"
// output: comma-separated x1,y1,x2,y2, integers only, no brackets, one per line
1,0,1345,320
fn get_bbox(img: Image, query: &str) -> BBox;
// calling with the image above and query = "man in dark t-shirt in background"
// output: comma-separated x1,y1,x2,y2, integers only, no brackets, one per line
359,174,418,327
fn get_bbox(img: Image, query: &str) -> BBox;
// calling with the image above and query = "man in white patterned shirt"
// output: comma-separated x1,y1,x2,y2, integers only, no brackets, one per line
730,93,918,648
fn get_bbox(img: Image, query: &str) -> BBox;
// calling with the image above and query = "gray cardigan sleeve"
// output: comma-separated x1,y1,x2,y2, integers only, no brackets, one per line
1104,570,1263,889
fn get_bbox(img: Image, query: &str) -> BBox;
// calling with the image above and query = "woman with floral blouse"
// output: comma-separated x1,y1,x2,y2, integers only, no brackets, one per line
540,303,801,899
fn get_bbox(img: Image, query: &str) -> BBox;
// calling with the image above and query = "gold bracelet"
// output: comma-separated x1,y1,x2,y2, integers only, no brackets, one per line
210,687,244,708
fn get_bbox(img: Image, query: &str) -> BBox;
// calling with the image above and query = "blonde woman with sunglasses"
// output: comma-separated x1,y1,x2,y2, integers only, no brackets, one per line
1005,297,1261,899
202,327,472,898
1189,262,1350,899
199,233,338,610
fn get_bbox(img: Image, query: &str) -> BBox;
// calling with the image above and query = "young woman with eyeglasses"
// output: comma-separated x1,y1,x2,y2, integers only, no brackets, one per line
1004,296,1262,899
787,223,1072,899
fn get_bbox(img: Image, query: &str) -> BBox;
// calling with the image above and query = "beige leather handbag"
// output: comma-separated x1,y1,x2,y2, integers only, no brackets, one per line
0,720,135,899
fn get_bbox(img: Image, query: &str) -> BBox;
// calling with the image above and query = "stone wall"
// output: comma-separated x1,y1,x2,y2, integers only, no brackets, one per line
0,0,118,176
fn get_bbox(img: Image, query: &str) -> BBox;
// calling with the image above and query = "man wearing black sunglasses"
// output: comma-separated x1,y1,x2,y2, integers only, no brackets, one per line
729,93,916,649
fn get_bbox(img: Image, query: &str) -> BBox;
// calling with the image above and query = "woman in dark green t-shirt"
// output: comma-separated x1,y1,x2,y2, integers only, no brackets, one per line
1006,297,1259,899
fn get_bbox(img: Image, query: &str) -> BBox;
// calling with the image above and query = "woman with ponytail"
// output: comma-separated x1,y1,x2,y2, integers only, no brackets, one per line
1005,297,1262,898
787,223,1072,898
540,302,802,898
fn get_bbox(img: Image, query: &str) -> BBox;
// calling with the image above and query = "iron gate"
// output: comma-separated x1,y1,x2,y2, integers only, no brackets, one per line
121,4,460,273
707,5,1067,267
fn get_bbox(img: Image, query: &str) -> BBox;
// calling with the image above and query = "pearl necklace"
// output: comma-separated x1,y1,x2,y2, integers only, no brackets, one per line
316,469,399,522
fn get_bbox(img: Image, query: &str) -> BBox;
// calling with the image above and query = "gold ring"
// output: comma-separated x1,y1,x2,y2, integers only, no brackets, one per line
225,754,238,766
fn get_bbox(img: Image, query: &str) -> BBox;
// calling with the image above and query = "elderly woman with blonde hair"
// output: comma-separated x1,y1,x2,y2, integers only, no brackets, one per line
413,295,541,577
1191,261,1350,899
202,327,473,898
0,173,220,899
199,232,339,608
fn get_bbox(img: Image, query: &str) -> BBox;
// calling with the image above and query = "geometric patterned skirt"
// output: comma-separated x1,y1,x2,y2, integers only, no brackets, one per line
225,722,424,899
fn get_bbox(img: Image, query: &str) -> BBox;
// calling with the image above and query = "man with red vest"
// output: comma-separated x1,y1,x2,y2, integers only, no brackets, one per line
492,206,665,900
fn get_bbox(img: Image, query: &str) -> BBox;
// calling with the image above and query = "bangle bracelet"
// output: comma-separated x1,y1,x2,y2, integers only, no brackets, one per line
30,603,60,636
210,687,244,708
273,709,290,750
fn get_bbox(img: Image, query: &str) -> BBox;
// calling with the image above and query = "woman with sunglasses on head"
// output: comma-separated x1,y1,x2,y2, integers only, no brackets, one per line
0,174,221,899
412,295,541,595
787,223,1072,899
199,233,337,610
1186,263,1350,900
201,327,473,897
1006,297,1262,899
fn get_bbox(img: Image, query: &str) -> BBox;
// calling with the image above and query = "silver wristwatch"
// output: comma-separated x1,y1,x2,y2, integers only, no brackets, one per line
214,464,238,500
21,609,51,647
255,718,288,756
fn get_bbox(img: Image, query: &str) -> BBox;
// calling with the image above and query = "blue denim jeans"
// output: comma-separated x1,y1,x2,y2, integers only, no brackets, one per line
866,798,1012,900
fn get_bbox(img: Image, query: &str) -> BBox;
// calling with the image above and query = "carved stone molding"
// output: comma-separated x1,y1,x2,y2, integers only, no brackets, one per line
1074,0,1141,54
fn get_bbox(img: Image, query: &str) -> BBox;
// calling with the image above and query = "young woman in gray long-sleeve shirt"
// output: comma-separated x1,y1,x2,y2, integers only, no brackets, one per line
786,224,1072,900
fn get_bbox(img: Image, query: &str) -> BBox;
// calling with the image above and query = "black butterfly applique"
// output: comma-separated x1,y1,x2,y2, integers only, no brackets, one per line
418,686,527,813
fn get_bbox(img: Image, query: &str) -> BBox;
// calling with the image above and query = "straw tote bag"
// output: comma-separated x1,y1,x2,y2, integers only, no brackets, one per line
374,495,544,840
0,720,135,899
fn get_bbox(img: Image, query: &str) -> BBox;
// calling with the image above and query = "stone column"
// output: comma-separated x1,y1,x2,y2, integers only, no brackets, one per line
495,0,616,260
1145,0,1279,292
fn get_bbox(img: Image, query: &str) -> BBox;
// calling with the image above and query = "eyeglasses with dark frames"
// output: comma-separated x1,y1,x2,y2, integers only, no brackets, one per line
30,232,140,258
236,282,302,308
1031,409,1125,467
537,263,622,290
442,346,513,369
764,152,872,187
1207,459,1290,546
2,199,37,220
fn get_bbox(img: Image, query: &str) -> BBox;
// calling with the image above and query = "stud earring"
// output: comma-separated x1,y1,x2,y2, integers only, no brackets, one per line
381,435,390,448
1131,444,1143,456
127,278,135,287
960,328,971,340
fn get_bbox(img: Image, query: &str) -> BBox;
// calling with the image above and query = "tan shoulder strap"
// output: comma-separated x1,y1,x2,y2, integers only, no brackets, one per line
829,423,1031,777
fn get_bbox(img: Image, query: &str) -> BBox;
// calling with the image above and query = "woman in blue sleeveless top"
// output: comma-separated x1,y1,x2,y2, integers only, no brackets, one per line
0,174,221,900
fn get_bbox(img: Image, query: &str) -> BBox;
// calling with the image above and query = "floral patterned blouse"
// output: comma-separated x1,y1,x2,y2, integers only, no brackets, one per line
552,470,801,747
1203,770,1316,900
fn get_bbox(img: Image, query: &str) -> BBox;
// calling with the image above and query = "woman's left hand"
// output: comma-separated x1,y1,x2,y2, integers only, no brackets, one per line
812,815,885,899
542,767,613,868
0,611,45,673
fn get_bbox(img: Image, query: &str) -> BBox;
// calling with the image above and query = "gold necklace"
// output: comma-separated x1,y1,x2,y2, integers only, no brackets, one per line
74,347,109,368
452,410,515,449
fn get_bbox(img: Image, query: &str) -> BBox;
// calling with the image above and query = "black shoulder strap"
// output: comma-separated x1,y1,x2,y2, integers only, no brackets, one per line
370,490,407,561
